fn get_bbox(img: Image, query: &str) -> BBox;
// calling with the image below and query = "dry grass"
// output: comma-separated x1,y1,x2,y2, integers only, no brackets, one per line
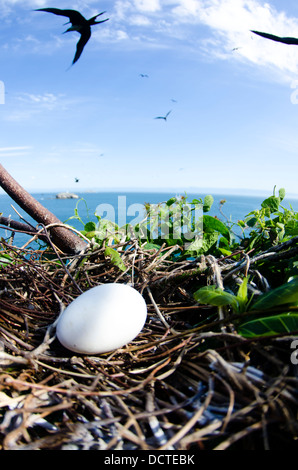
0,237,297,450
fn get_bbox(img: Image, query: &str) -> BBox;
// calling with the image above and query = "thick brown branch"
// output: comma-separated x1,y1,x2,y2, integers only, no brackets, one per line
0,164,87,254
0,216,50,244
0,216,37,234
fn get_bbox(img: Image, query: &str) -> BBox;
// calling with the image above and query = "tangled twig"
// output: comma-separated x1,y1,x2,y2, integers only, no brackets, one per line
0,239,297,450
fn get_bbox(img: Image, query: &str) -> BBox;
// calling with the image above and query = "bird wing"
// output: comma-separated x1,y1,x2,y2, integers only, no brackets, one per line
36,8,86,25
155,110,171,119
92,18,109,25
251,30,298,45
72,28,91,64
89,12,109,24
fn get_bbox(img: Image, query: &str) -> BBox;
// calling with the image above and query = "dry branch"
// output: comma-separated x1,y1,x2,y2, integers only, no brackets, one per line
0,238,297,450
0,164,87,254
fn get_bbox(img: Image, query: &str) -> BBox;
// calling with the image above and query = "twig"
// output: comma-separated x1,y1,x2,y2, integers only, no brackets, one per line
159,376,215,449
146,286,178,334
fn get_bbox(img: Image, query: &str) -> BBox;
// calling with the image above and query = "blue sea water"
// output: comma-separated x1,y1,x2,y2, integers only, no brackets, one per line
1,190,298,248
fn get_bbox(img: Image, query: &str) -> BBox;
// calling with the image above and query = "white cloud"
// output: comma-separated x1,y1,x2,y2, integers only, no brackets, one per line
0,0,47,16
167,0,298,80
2,92,84,122
171,0,201,18
108,0,298,79
17,92,60,106
0,146,30,151
3,0,298,80
130,15,152,26
7,92,65,117
3,109,39,122
133,0,161,13
0,146,31,157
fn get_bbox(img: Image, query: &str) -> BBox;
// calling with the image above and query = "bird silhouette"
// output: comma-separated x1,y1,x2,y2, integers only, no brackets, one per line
251,30,298,46
36,8,109,65
139,73,149,78
75,177,79,183
154,110,172,121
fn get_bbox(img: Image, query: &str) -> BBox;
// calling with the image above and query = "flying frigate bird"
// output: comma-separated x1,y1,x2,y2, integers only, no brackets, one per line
35,8,109,65
251,30,298,46
154,110,172,121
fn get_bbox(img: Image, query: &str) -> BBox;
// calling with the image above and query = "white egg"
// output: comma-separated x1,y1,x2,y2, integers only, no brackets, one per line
56,283,147,354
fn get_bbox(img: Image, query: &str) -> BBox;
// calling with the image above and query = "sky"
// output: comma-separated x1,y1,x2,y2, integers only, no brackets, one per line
1,0,298,196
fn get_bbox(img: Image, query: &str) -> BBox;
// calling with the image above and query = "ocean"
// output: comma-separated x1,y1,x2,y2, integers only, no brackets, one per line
1,190,298,248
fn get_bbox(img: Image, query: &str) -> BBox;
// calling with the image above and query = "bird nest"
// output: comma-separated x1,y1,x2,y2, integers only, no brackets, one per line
0,238,297,451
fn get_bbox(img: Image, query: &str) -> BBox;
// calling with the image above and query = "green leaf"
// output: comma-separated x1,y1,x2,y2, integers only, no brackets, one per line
97,219,119,238
246,216,258,228
237,277,248,302
104,247,126,272
0,253,12,266
237,219,246,228
235,277,250,313
185,236,204,253
143,242,162,251
82,230,98,240
238,313,298,338
278,188,286,201
201,231,219,253
286,220,298,236
194,285,239,311
203,195,214,212
191,198,203,205
84,221,97,232
218,236,230,247
261,196,280,213
166,197,177,206
218,247,232,256
203,215,230,240
251,277,298,311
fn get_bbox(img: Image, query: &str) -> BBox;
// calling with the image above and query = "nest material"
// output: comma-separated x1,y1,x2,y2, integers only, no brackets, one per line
0,239,297,450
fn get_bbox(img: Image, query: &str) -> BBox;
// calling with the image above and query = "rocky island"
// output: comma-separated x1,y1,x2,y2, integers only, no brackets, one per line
56,192,79,199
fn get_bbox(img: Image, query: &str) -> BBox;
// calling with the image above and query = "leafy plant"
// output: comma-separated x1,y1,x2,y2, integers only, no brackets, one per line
194,276,298,338
68,188,297,265
237,277,298,337
136,195,207,252
194,277,250,314
68,189,297,296
132,194,240,259
250,276,298,311
0,250,13,267
238,187,298,251
104,246,126,272
238,313,298,338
